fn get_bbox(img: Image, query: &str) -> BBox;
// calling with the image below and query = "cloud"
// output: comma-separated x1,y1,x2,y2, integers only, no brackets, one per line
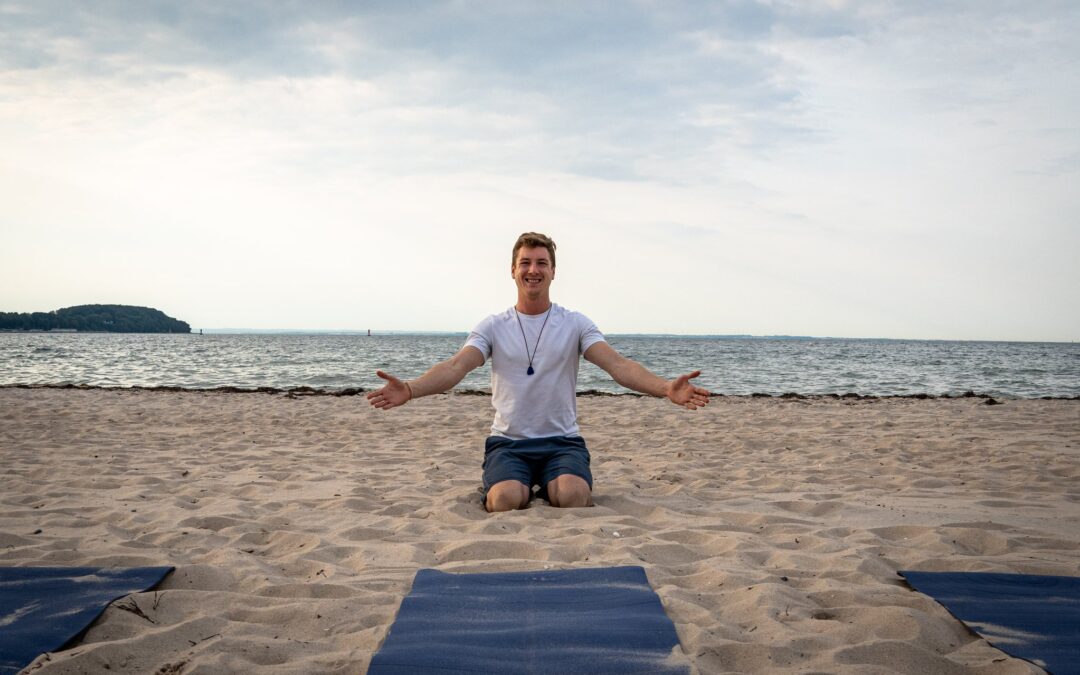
1,1,1078,339
0,1,848,181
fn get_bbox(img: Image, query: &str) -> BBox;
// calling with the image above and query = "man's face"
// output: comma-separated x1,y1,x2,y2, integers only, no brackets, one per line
512,246,555,298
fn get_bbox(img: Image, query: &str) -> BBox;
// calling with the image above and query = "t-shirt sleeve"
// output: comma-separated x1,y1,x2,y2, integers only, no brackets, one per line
577,313,606,354
464,316,493,361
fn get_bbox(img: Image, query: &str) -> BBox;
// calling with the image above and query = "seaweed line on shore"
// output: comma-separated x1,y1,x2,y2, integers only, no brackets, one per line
2,383,1077,401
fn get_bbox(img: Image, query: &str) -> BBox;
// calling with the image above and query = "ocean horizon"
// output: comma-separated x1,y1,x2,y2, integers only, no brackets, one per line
196,328,1076,344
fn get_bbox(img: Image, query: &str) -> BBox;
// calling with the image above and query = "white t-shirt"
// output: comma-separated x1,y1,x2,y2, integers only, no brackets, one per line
464,304,606,440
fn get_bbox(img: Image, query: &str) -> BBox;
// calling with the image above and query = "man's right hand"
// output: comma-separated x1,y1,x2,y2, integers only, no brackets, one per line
366,370,413,410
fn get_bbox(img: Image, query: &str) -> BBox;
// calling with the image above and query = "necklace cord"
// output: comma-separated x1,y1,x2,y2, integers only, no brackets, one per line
514,306,552,374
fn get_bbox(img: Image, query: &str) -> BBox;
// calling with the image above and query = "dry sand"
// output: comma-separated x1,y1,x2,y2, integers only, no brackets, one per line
1,388,1078,674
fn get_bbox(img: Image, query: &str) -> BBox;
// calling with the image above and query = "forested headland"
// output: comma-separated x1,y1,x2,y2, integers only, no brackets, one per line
0,305,191,333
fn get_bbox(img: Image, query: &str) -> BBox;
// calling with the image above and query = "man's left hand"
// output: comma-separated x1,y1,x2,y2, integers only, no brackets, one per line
666,371,710,410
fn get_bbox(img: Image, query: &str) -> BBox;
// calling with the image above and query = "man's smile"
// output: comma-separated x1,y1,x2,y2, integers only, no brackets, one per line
512,245,555,306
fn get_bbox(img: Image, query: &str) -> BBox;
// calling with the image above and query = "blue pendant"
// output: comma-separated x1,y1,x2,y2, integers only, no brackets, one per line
527,366,535,376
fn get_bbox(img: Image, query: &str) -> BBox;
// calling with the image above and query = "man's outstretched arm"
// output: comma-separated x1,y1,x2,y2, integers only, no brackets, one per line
584,342,710,410
366,346,485,410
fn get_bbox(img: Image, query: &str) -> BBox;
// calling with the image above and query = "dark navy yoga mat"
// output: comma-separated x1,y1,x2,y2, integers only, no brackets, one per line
368,565,689,674
901,571,1080,675
0,566,174,675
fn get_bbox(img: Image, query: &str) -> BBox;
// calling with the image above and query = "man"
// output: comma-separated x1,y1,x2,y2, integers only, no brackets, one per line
366,232,710,512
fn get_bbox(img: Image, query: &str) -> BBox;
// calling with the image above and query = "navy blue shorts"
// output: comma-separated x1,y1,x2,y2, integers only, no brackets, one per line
482,435,593,500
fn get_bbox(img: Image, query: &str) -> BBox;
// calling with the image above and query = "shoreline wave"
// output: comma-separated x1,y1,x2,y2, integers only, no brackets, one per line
3,383,1077,401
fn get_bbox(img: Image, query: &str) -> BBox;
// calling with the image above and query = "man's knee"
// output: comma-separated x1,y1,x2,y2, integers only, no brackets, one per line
546,474,592,508
486,480,530,512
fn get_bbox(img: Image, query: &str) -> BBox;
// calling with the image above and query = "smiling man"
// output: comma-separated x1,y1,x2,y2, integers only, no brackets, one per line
366,232,710,512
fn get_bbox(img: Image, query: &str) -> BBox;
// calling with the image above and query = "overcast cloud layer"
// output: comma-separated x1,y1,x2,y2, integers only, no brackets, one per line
2,1,1078,340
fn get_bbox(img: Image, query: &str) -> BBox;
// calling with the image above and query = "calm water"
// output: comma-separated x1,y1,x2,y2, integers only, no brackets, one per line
1,333,1078,398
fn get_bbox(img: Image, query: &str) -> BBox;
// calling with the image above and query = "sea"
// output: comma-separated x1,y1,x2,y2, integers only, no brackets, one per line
1,332,1077,398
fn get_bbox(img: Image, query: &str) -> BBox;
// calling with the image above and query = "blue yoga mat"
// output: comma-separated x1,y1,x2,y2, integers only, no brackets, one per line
901,571,1080,675
0,566,174,675
368,565,689,674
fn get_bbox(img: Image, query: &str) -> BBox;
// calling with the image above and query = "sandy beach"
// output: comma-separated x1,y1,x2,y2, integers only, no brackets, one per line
1,388,1078,674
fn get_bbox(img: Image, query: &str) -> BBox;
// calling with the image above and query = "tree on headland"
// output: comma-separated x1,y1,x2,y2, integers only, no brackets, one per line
0,305,191,333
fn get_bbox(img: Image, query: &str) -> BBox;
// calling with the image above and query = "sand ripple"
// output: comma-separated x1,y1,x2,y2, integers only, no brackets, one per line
1,390,1076,673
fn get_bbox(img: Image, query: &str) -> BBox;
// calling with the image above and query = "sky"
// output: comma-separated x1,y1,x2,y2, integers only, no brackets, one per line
1,1,1077,341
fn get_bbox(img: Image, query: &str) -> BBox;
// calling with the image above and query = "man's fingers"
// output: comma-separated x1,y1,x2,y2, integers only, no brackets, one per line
682,392,709,410
675,371,703,390
366,385,392,400
370,371,406,410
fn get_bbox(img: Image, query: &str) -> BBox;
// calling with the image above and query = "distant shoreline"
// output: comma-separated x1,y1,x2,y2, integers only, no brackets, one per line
3,383,1077,401
0,304,189,333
